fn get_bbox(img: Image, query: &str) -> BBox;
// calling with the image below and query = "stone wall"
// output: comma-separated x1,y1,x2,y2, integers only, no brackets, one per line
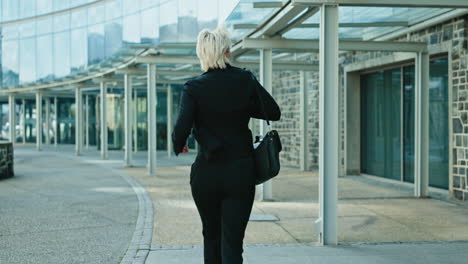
0,142,14,179
271,71,319,170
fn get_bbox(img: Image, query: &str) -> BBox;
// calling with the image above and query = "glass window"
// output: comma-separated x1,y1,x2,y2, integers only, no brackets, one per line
71,8,87,28
54,13,70,32
141,0,157,9
141,7,159,44
36,17,53,36
19,38,36,84
19,20,36,38
37,0,53,15
71,28,88,72
403,66,415,184
159,0,178,43
2,0,19,21
87,23,105,65
36,35,53,81
88,4,106,25
54,31,71,77
53,0,70,11
361,69,402,180
1,39,19,87
19,0,36,18
106,0,122,21
178,0,198,42
198,0,218,29
2,24,19,40
105,19,123,57
123,0,140,15
123,13,141,43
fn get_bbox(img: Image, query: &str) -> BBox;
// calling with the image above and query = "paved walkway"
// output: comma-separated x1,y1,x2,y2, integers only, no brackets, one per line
4,145,468,263
0,146,139,263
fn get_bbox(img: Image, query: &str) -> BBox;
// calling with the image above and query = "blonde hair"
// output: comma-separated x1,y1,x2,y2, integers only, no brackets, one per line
196,25,232,72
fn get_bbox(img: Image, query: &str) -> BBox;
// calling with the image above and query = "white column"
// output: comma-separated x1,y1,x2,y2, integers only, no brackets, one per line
167,85,173,157
124,74,133,167
45,98,51,145
85,95,89,149
100,82,108,160
318,4,339,246
21,99,26,144
300,71,308,171
8,95,16,144
75,88,83,155
259,48,273,201
36,92,43,151
414,52,430,197
54,97,58,147
147,64,157,176
133,89,138,153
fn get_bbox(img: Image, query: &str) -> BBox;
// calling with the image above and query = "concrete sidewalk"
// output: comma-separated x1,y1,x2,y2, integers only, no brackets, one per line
14,145,468,263
147,242,468,264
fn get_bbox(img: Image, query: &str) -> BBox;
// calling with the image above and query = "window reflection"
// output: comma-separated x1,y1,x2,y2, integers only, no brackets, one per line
2,0,19,21
141,7,159,44
105,19,123,57
54,31,71,77
1,40,19,87
71,28,88,72
19,38,36,84
36,35,53,81
123,13,141,43
160,0,178,42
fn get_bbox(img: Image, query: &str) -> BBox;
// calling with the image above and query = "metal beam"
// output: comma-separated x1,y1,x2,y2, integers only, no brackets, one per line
277,7,320,35
167,85,173,158
414,52,430,197
100,82,108,160
124,74,133,167
54,97,58,147
299,71,308,171
8,95,16,144
259,49,274,201
292,0,468,8
75,88,83,155
135,56,200,65
36,92,43,151
318,4,338,246
235,21,409,29
242,38,427,52
253,1,284,8
252,3,307,38
147,64,157,176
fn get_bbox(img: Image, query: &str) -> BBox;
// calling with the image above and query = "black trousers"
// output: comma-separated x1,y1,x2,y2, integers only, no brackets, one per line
190,155,256,264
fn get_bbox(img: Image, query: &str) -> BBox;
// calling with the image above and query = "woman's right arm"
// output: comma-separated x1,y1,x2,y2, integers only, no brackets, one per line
249,73,281,121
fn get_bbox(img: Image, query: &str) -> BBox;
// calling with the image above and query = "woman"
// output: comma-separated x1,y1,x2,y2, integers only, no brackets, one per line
172,25,281,264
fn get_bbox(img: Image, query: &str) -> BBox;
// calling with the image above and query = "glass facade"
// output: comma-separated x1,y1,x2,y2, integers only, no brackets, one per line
0,0,228,88
361,58,449,189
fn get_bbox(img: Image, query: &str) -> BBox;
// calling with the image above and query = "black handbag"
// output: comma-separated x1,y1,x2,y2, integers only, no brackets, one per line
252,86,282,185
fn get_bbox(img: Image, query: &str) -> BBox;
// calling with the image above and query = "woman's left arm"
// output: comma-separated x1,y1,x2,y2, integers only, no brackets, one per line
172,84,195,155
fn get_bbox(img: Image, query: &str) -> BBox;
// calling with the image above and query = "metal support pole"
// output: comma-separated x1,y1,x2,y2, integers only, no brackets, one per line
21,99,26,144
54,97,58,147
124,74,133,167
318,4,339,246
8,95,16,144
45,98,51,145
85,95,89,149
133,89,138,153
414,52,430,197
100,82,108,160
167,85,173,157
75,88,83,155
300,71,308,171
36,92,43,151
259,48,273,201
147,64,157,175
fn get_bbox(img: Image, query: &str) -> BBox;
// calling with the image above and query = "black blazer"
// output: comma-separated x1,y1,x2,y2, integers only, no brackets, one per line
172,64,281,160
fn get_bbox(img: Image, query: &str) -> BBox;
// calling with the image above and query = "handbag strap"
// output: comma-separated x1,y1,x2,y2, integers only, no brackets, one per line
250,72,271,127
